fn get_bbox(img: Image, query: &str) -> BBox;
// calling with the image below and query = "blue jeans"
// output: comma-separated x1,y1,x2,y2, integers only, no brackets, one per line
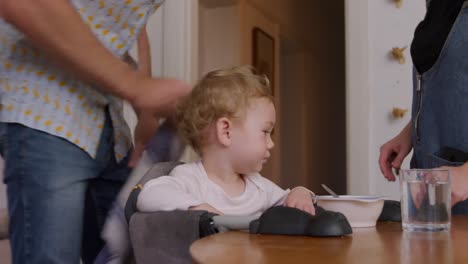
1,117,130,264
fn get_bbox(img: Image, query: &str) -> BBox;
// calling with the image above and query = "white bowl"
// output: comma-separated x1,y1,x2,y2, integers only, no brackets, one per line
316,195,386,228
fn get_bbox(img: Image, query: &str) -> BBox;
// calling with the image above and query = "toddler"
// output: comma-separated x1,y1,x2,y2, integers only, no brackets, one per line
137,66,315,216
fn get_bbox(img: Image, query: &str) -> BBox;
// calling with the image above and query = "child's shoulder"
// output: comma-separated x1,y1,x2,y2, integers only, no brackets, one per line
170,162,198,175
168,161,206,182
170,162,195,173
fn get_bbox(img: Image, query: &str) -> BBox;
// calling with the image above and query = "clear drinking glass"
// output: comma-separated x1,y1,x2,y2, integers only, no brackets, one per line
399,169,451,232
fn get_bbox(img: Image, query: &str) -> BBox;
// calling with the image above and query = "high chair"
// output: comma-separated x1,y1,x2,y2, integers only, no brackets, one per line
124,161,218,264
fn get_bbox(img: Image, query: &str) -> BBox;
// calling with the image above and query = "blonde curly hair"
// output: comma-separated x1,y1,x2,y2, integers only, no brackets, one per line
175,65,272,151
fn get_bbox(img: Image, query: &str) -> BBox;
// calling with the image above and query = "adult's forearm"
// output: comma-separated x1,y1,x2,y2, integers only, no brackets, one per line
137,27,152,76
0,0,138,102
400,120,412,139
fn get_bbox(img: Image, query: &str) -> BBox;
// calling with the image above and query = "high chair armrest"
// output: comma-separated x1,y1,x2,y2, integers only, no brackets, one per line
129,210,214,264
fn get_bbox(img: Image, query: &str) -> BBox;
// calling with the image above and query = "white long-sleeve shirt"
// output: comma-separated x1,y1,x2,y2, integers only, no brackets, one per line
137,161,290,216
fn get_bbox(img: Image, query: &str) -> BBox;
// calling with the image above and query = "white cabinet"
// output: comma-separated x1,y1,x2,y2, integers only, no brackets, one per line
346,0,425,199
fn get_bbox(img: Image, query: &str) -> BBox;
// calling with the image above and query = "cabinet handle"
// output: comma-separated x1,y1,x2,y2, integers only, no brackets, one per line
392,107,408,119
394,0,403,9
391,46,407,64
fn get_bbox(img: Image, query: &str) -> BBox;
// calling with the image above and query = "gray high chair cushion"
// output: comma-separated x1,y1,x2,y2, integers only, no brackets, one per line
129,210,207,264
127,161,216,264
125,161,182,222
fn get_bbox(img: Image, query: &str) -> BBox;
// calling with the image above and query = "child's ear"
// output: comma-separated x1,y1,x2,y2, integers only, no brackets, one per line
216,117,232,147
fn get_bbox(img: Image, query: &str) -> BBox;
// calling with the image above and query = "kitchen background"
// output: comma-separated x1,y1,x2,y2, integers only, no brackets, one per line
0,1,427,262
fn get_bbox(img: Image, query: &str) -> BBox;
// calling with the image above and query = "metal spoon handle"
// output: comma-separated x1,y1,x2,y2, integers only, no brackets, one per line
321,184,339,198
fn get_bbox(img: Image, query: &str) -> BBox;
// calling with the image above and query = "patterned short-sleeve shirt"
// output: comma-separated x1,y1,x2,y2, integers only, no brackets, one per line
0,0,164,161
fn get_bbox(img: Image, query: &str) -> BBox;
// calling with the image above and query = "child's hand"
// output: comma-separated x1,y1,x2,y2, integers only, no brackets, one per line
284,187,316,215
189,203,224,215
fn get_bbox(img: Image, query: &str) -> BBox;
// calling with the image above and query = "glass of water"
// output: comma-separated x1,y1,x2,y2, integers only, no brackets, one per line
399,169,451,232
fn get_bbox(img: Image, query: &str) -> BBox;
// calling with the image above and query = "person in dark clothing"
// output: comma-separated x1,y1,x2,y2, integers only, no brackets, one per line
379,0,468,213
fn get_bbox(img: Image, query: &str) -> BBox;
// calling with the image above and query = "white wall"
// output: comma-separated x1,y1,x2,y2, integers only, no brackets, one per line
346,0,425,199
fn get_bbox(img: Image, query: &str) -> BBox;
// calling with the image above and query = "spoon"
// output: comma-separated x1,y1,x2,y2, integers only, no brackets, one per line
321,184,339,198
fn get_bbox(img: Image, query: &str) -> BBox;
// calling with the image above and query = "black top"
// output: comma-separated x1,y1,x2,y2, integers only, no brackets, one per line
410,0,466,74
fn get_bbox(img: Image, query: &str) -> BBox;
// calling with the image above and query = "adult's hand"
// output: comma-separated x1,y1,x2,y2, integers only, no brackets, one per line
437,163,468,206
0,0,191,115
379,122,413,181
126,27,191,167
130,77,190,117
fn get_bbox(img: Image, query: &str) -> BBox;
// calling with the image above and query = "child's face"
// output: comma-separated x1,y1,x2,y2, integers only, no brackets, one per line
229,97,275,174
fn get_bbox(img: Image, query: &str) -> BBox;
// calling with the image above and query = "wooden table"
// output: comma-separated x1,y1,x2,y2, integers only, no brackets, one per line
190,216,468,264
